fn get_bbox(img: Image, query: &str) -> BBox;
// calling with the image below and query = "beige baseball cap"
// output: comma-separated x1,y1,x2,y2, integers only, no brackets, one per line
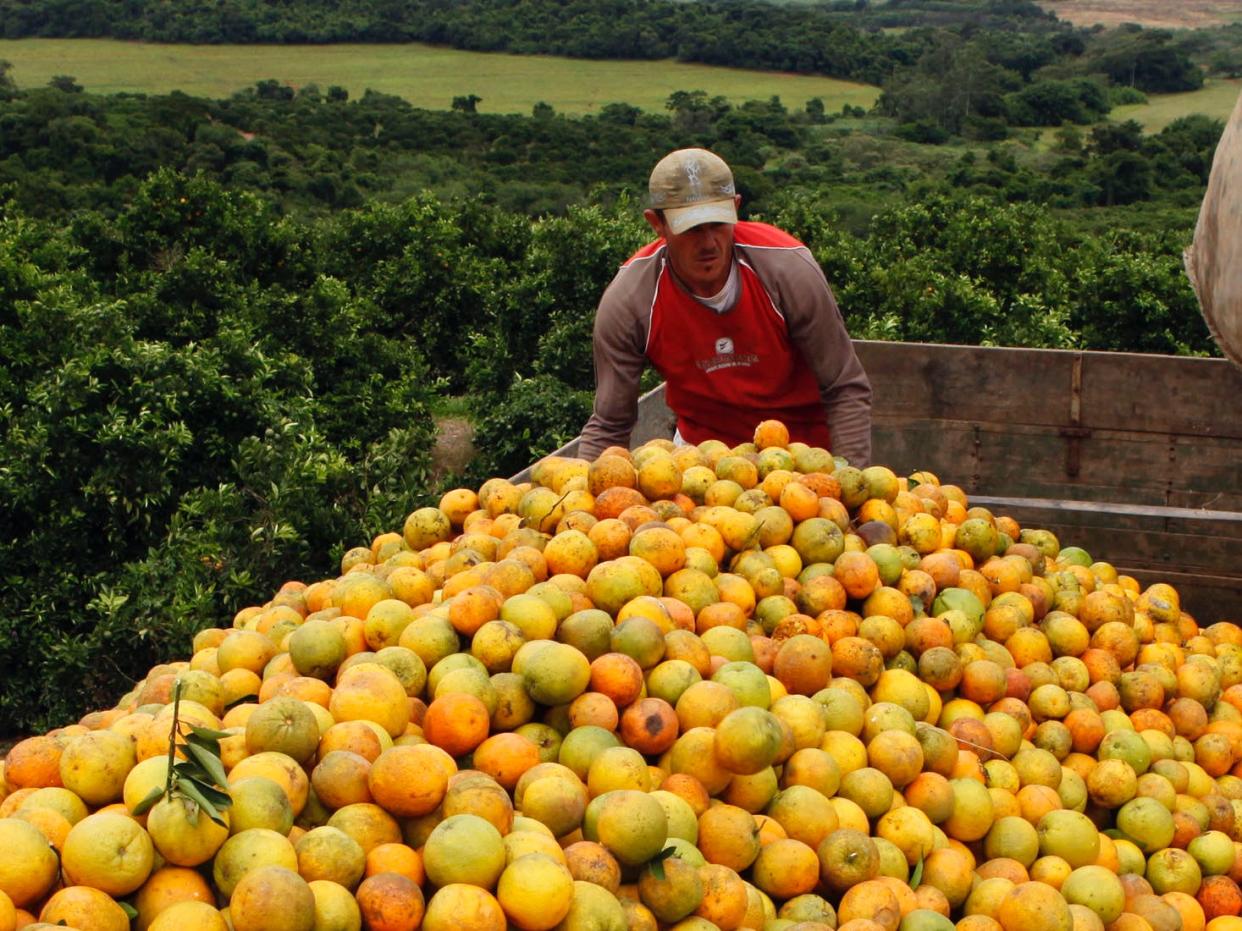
648,148,738,235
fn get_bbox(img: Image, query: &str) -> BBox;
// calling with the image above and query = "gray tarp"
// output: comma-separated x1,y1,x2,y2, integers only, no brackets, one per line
1186,89,1242,367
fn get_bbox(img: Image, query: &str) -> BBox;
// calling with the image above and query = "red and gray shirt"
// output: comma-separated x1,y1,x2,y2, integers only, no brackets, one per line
579,221,872,464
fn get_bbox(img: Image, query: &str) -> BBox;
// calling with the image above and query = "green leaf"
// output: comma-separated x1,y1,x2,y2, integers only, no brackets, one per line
184,776,232,811
204,784,234,810
910,854,925,889
172,758,213,785
182,739,229,788
185,731,223,752
175,777,227,827
224,693,258,711
188,724,233,741
119,902,139,920
131,784,165,817
646,845,676,882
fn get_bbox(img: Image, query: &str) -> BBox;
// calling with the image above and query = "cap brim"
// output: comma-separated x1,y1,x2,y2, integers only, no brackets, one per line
663,200,738,236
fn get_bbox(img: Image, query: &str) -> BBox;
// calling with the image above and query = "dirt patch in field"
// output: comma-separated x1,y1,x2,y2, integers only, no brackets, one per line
1038,0,1241,28
431,416,476,482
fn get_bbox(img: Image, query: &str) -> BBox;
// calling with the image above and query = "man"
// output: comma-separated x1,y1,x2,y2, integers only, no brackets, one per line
578,147,872,465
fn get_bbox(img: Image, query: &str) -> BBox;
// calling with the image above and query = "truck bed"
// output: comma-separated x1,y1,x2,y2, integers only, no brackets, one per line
515,341,1242,621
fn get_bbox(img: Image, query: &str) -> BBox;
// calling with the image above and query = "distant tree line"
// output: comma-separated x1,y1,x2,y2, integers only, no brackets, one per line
876,23,1218,140
0,0,1223,164
0,0,1049,85
0,0,1214,98
0,76,1223,223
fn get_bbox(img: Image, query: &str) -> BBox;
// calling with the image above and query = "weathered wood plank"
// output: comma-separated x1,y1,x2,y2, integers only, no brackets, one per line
1007,525,1236,577
513,343,1242,616
1077,351,1242,439
972,506,1242,575
856,342,1078,428
970,495,1242,526
856,341,1242,439
872,420,1242,511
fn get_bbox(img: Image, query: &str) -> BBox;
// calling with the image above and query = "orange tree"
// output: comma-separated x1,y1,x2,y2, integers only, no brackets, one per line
0,173,440,731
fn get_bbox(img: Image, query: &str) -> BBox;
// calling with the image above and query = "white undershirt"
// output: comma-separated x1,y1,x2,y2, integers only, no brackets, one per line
695,261,740,314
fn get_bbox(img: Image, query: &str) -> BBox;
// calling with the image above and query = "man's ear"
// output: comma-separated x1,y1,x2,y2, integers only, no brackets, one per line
644,209,667,237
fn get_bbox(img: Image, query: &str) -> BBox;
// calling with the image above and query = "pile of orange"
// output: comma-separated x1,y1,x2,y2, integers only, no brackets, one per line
3,419,1242,931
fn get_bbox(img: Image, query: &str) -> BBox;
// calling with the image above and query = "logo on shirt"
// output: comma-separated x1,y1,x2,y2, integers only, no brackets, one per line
697,337,759,373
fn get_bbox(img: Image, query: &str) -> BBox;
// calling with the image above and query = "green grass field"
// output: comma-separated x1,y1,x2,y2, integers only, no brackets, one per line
0,39,880,115
1114,78,1242,132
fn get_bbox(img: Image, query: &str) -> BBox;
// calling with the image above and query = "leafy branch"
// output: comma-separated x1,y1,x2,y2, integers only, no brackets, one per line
131,679,233,826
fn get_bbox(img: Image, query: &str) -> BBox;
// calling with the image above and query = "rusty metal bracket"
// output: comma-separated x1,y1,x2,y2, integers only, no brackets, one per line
971,423,982,493
1060,354,1092,478
1059,426,1092,477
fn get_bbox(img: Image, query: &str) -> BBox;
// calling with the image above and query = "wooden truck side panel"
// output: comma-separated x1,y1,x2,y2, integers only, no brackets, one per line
515,341,1242,620
856,342,1242,620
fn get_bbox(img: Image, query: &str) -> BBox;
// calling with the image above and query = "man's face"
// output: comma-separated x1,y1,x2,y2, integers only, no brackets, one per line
645,198,740,298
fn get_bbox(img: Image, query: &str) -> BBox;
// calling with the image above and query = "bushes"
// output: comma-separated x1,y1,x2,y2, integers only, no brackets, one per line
1068,231,1213,356
0,177,439,731
501,203,649,392
775,194,1073,348
0,295,440,727
1003,78,1111,127
768,192,1209,356
0,415,434,731
315,195,518,391
0,173,640,730
460,202,648,479
468,375,594,482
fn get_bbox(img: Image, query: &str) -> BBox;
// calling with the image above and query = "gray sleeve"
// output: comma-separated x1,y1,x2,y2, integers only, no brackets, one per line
779,249,873,467
578,284,648,460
